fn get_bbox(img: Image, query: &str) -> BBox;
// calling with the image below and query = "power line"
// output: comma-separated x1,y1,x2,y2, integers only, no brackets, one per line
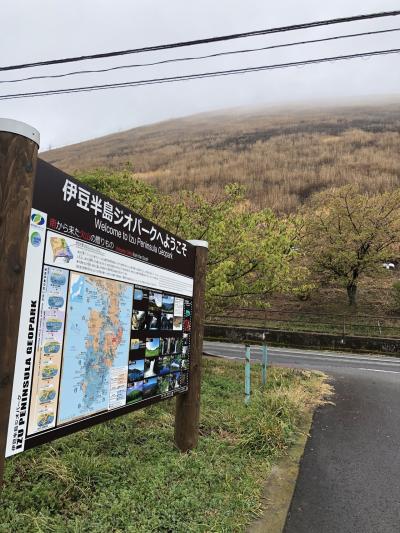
1,48,398,101
2,27,399,85
1,10,400,72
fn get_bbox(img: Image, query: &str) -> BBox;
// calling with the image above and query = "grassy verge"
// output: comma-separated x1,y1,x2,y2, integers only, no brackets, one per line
1,358,328,533
208,311,400,338
209,318,400,338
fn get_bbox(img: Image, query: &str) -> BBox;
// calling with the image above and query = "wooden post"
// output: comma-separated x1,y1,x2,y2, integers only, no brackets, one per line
0,119,40,488
175,240,208,452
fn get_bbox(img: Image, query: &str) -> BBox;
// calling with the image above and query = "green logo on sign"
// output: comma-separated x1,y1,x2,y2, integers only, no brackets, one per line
30,231,41,247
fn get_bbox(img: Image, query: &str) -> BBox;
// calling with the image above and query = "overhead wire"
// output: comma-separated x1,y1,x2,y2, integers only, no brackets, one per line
1,10,400,72
1,48,399,101
2,27,400,85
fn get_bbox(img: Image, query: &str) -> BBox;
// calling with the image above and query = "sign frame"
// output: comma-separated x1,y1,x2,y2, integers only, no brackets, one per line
4,157,197,458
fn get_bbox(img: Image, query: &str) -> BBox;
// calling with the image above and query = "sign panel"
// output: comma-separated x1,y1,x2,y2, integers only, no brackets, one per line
6,160,195,457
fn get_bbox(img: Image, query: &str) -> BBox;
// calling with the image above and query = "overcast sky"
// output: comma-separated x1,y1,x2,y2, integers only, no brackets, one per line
2,0,400,150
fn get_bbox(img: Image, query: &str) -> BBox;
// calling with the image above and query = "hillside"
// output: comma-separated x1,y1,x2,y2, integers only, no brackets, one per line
41,101,400,212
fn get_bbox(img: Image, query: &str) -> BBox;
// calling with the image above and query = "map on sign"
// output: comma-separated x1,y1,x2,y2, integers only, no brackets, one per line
57,273,133,423
50,236,74,263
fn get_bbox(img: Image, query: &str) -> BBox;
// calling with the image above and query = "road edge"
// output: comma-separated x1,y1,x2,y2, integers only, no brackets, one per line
246,410,314,533
203,351,324,533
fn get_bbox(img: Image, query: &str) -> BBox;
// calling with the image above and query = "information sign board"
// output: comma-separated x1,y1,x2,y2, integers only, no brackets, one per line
5,160,195,457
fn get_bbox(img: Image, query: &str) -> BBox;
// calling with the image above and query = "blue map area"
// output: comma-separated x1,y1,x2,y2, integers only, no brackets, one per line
57,273,133,424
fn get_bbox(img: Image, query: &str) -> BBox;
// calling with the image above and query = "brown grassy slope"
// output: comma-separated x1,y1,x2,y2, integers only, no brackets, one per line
41,102,400,213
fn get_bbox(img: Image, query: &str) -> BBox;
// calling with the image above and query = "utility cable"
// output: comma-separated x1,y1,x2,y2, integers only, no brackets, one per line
2,27,399,84
0,48,398,101
1,10,400,72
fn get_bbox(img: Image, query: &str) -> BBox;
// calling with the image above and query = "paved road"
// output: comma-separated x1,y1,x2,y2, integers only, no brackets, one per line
204,341,400,533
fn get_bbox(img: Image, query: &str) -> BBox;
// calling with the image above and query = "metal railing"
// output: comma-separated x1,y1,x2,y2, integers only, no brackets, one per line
206,308,400,338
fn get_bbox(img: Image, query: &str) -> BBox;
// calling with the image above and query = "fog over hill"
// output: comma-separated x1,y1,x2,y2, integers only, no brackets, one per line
41,100,400,212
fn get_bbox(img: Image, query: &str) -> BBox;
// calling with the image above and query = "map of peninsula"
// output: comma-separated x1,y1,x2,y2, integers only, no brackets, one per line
57,272,133,424
50,236,74,263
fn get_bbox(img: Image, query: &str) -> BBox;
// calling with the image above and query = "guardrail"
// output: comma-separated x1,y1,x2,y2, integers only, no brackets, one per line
206,308,400,338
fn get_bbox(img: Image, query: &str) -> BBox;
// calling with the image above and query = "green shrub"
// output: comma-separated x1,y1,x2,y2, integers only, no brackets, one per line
391,281,400,312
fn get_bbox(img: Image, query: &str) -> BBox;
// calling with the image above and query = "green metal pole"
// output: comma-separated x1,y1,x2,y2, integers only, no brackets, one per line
262,343,268,387
245,344,251,405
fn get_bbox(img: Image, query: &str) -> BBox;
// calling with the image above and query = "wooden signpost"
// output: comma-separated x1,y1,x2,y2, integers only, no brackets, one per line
0,119,207,491
0,120,40,489
175,240,208,451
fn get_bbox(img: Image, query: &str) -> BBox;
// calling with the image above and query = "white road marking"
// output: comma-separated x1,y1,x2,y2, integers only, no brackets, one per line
270,352,400,367
212,355,242,360
209,353,400,374
357,368,400,374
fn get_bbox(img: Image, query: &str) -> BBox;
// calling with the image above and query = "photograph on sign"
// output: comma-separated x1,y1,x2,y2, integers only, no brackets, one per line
5,160,194,457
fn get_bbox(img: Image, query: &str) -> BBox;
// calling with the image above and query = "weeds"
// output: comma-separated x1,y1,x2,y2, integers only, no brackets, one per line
1,358,327,533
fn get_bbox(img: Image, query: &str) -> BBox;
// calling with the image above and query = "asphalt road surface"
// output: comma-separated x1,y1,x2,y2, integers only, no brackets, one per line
204,341,400,533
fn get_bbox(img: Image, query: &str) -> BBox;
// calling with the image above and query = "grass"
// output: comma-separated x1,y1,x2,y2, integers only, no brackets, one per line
0,358,328,533
209,312,400,338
